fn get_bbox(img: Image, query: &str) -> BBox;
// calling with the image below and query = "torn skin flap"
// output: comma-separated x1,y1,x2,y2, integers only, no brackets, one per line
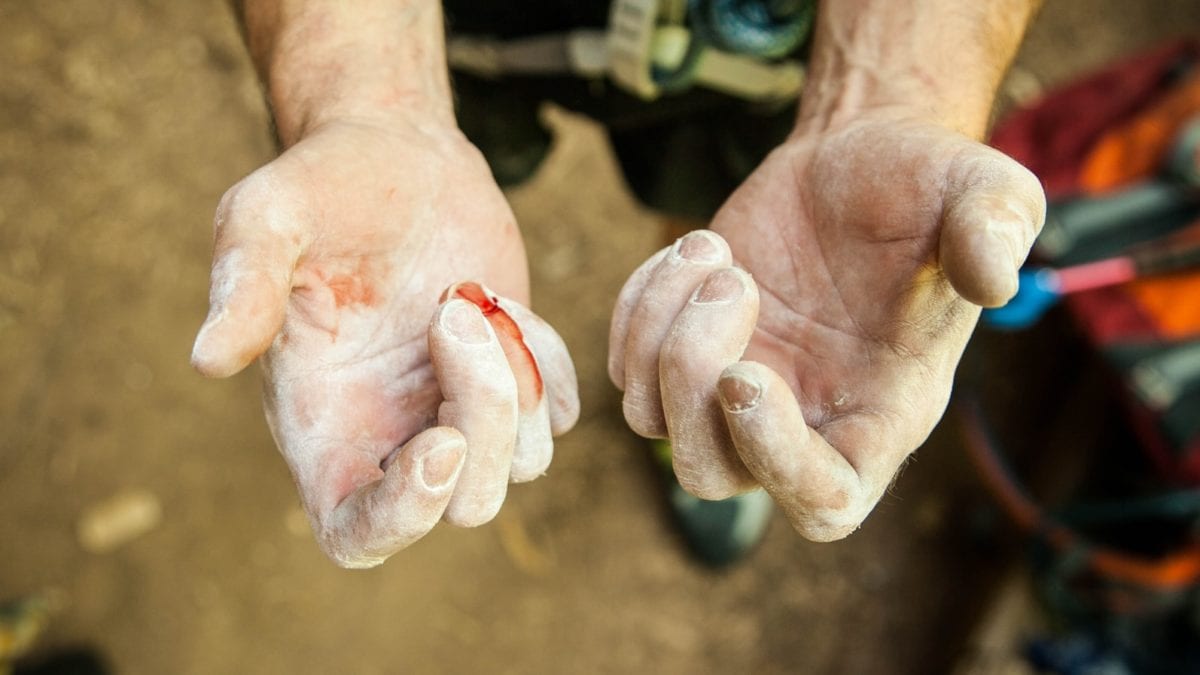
448,282,544,411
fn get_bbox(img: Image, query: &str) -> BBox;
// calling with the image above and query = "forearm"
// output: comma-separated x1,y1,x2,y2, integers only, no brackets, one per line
796,0,1041,139
235,0,453,146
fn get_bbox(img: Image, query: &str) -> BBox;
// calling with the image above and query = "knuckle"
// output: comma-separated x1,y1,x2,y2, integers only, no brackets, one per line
214,167,307,242
214,173,267,229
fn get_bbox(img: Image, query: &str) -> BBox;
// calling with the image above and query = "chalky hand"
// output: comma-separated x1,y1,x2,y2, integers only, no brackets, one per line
192,118,578,568
610,115,1045,539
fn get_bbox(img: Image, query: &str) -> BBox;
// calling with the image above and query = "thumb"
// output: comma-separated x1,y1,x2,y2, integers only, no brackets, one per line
938,149,1046,308
191,175,307,378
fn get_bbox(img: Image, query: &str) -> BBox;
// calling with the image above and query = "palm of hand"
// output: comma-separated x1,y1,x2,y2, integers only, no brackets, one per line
713,119,981,466
257,121,528,496
194,119,578,566
611,115,1043,539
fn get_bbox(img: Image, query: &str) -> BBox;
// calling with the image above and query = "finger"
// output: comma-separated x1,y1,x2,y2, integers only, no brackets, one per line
660,268,760,499
318,427,467,569
429,298,519,527
939,149,1047,307
191,173,308,377
717,362,908,542
498,300,580,437
622,230,732,438
445,282,560,482
608,247,670,389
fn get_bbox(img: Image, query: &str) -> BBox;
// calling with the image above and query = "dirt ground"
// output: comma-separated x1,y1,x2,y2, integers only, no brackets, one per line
2,2,1199,674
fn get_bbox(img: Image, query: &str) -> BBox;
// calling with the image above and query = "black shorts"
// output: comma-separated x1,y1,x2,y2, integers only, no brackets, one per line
445,1,800,220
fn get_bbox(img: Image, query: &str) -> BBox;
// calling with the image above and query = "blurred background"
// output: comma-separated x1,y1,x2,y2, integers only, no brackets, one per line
2,1,1200,673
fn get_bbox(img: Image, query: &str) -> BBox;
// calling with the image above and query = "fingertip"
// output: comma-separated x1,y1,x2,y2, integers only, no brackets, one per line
941,221,1021,307
792,517,860,543
549,389,580,436
509,463,548,484
190,313,249,378
510,398,554,483
509,441,551,483
442,492,505,528
622,389,668,438
941,152,1046,308
674,471,750,501
190,355,242,379
195,261,292,378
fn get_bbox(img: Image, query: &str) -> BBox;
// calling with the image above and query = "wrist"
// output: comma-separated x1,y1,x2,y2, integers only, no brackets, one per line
794,0,1039,140
243,0,454,146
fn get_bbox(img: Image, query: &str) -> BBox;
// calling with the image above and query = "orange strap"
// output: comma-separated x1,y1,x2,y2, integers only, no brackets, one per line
1079,70,1200,194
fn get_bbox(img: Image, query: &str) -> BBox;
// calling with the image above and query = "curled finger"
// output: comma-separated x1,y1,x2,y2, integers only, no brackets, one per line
621,231,733,438
498,299,580,437
660,268,760,499
319,427,467,568
717,362,910,541
446,282,563,483
430,298,519,527
608,247,669,389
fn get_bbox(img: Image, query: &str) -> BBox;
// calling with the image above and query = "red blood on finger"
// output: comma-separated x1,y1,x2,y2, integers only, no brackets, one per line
448,282,544,410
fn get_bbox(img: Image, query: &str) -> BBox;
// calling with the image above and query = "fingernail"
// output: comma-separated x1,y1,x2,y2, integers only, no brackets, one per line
693,268,745,304
673,231,722,263
441,299,490,344
719,373,762,412
419,441,464,490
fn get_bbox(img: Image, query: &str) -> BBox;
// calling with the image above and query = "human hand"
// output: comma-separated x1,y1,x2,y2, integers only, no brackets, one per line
609,112,1044,540
191,116,578,568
